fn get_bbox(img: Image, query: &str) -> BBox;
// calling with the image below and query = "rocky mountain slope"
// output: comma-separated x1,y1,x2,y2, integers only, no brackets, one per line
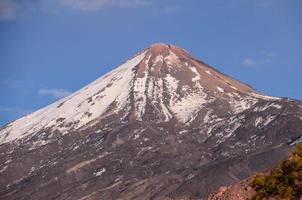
0,43,302,200
208,144,302,200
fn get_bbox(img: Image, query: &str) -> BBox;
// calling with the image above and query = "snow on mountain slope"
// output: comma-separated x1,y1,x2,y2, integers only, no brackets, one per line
0,43,282,145
0,50,147,144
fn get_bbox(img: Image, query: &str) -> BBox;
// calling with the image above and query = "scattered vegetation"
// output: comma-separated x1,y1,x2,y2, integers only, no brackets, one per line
250,144,302,200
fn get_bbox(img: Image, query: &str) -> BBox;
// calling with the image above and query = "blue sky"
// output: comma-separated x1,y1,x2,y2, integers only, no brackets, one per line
0,0,301,126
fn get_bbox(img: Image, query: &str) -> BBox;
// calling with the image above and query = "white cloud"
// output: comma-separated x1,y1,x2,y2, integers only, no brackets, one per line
242,51,276,67
229,0,278,9
0,0,175,20
59,0,151,11
38,88,71,99
0,0,150,20
242,58,254,66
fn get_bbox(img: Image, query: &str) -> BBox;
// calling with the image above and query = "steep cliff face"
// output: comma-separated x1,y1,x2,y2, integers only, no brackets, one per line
0,44,302,200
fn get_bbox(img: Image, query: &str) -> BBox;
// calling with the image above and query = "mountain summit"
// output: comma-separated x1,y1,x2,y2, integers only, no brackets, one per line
1,44,302,200
0,43,273,143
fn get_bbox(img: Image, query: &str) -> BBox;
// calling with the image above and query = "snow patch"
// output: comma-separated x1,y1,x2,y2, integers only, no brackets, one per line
230,86,238,91
230,95,258,114
154,79,172,122
255,117,264,127
137,146,152,155
133,128,147,140
290,135,302,146
205,70,212,75
249,93,281,101
224,123,241,138
164,74,180,107
133,55,151,120
0,165,8,173
190,66,201,82
165,50,179,65
263,115,276,126
216,86,224,93
170,90,208,123
94,168,106,177
254,103,282,112
254,116,276,128
178,130,189,135
154,55,163,64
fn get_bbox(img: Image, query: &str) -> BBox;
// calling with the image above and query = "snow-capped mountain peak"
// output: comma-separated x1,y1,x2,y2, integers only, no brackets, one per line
0,43,280,144
1,44,302,200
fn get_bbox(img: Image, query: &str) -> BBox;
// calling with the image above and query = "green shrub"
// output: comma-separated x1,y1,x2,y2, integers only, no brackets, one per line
250,144,302,200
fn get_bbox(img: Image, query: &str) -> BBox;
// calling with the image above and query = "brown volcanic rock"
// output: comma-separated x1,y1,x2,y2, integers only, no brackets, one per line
207,180,253,200
0,43,302,200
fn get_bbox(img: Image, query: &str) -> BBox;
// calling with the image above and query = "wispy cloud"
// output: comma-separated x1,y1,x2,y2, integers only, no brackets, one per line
0,0,17,21
242,58,255,66
0,106,33,116
242,50,277,67
230,0,279,9
59,0,151,11
0,0,153,20
38,88,71,99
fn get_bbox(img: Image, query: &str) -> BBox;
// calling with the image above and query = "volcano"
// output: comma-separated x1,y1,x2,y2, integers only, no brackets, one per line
1,43,302,200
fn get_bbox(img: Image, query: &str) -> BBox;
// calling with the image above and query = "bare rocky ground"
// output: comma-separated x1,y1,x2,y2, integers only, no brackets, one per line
207,180,253,200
